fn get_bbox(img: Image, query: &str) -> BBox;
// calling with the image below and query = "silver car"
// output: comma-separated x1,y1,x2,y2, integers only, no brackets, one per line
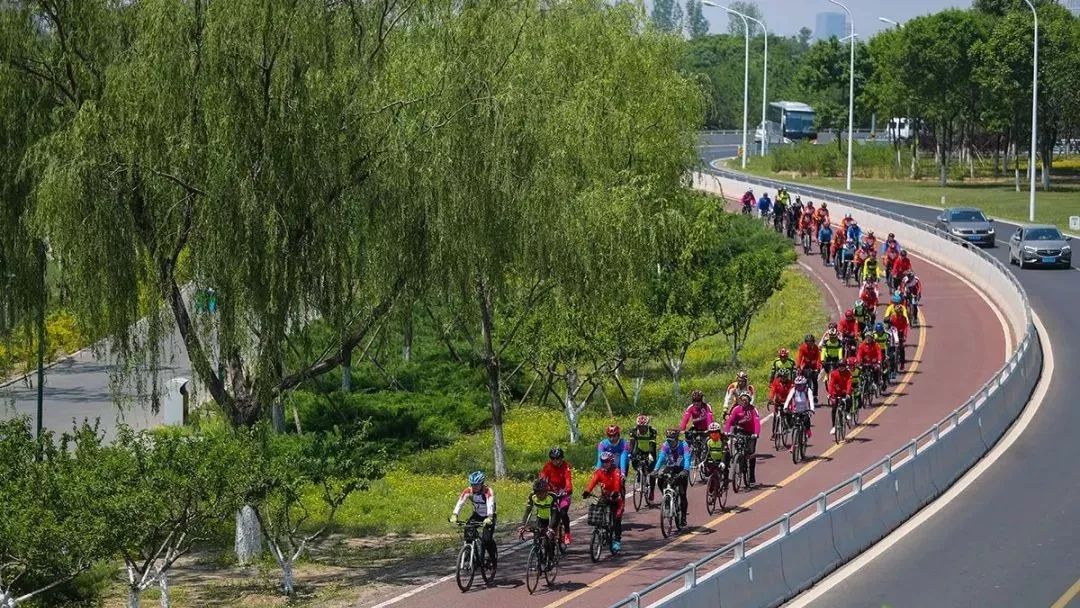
935,207,996,246
1008,224,1073,269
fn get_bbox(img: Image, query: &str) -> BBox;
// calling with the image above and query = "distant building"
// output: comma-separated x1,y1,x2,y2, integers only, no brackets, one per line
814,12,847,40
1064,0,1080,16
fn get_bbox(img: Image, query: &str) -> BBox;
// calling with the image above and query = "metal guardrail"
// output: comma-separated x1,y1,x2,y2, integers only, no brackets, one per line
608,170,1036,608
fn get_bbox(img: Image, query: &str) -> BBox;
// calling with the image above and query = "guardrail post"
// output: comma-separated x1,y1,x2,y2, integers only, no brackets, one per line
734,537,746,560
932,423,940,442
816,492,827,514
683,564,697,589
884,454,892,474
852,473,863,494
629,592,641,608
780,513,791,536
909,439,918,458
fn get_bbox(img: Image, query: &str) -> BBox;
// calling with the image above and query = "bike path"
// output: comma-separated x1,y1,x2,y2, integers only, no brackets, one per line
364,192,1007,608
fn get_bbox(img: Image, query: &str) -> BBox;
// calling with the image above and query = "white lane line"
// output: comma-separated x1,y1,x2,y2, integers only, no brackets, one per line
784,311,1053,608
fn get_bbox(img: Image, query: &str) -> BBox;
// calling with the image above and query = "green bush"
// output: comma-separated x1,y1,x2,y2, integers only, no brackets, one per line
0,311,86,379
768,141,915,179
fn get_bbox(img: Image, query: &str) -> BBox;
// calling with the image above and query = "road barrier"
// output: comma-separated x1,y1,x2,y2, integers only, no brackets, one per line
607,171,1040,608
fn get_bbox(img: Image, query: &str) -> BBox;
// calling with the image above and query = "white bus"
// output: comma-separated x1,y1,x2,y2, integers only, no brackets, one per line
755,101,817,144
885,117,916,141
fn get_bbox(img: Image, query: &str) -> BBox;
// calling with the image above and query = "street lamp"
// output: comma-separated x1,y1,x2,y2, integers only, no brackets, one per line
878,17,901,28
1022,0,1038,222
702,1,750,169
828,0,856,191
741,13,770,157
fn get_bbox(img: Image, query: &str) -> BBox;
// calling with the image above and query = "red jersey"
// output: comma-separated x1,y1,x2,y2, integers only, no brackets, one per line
827,369,853,397
838,317,860,337
541,460,573,494
892,256,912,277
856,341,883,365
769,377,793,403
585,466,624,498
859,286,878,309
797,343,822,369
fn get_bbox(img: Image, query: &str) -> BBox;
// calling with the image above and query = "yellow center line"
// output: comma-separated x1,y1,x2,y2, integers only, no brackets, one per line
543,318,929,608
1051,577,1080,608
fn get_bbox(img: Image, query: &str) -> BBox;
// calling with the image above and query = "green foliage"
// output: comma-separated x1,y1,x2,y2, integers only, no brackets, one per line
0,310,85,378
652,0,679,33
726,1,762,37
768,141,921,178
685,1,709,39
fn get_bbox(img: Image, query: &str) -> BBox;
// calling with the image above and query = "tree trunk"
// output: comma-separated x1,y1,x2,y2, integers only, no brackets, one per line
1014,141,1021,192
280,559,295,596
563,372,582,444
665,355,683,397
476,280,507,479
158,571,171,608
127,587,141,608
938,138,948,187
632,376,644,406
271,400,285,433
235,505,262,565
402,306,413,362
1041,142,1052,191
341,344,352,391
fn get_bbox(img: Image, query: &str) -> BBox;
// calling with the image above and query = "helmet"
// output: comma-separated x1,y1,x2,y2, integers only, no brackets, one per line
868,231,875,237
636,414,650,427
549,446,565,459
691,389,704,402
599,451,615,464
665,428,680,441
846,356,858,367
533,478,549,493
827,327,838,337
778,348,789,358
707,422,722,433
737,370,748,381
888,233,895,239
738,392,752,403
606,424,621,438
469,471,486,486
821,203,828,209
828,320,838,329
854,301,864,312
804,333,815,343
901,250,908,258
863,332,874,340
906,269,915,278
845,213,852,219
874,322,884,332
892,294,902,304
845,309,854,319
795,375,808,385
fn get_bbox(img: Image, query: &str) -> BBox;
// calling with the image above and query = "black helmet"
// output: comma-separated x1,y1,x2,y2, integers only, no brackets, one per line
532,478,549,493
665,428,680,441
549,447,564,459
804,333,815,343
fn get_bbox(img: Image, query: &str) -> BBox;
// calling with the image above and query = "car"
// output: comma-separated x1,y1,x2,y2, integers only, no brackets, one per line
935,207,996,246
1008,225,1073,269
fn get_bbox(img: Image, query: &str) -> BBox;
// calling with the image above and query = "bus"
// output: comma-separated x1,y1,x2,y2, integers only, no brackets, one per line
756,101,817,144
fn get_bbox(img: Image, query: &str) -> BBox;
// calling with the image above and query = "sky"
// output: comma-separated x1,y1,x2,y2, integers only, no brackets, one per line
663,0,972,37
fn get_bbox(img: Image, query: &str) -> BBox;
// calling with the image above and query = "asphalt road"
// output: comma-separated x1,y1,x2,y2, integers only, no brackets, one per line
362,187,1007,608
699,155,1080,608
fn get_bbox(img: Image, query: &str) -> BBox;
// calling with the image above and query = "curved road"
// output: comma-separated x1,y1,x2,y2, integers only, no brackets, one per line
699,155,1080,608
363,158,1008,608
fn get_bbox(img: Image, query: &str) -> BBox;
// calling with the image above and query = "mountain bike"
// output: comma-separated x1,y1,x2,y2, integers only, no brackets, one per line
704,460,729,515
586,494,620,562
831,395,849,444
630,453,654,511
790,411,811,464
454,521,496,592
686,430,708,486
801,227,813,255
729,432,752,492
522,525,559,594
657,469,686,538
771,401,792,451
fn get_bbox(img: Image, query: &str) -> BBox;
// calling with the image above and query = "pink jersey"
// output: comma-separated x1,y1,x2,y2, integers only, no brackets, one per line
680,403,714,431
723,405,761,436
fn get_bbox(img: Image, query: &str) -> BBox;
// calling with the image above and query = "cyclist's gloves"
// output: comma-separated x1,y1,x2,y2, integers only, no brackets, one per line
483,517,493,526
582,491,592,499
449,514,458,524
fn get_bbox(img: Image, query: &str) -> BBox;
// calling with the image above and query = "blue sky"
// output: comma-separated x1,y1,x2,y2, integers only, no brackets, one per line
669,0,970,37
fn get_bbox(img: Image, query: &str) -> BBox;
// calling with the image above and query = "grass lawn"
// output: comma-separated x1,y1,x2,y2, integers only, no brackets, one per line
734,157,1080,233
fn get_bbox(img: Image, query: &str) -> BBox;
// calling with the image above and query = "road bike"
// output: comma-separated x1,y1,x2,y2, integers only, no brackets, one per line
908,294,921,328
819,238,831,266
801,228,813,255
686,430,708,486
771,401,792,451
586,494,620,562
790,411,811,464
704,460,729,515
630,453,655,511
729,432,753,492
522,525,559,594
831,395,849,444
657,469,686,538
454,521,496,592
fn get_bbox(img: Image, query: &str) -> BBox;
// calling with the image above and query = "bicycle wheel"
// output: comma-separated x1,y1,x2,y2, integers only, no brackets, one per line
479,542,496,584
772,409,782,451
632,467,644,511
660,494,674,538
850,397,860,425
781,414,793,448
552,516,566,556
525,545,541,594
589,527,604,562
455,544,475,592
543,540,559,586
705,474,719,515
834,406,845,444
732,457,743,493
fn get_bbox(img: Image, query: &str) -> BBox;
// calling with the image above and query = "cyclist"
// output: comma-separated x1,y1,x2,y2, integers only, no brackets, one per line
541,447,574,545
838,309,860,355
872,322,894,379
790,195,804,226
722,371,756,415
680,388,714,443
852,242,870,270
770,347,796,382
723,393,761,486
880,233,901,257
450,471,498,569
817,221,834,262
837,238,857,278
704,422,728,484
799,206,815,243
882,318,901,380
857,332,885,393
813,202,830,231
863,230,878,251
595,424,630,476
628,415,659,503
859,277,879,312
861,251,884,284
583,451,625,552
756,191,773,219
740,190,755,214
885,293,911,364
848,355,863,409
853,300,874,334
841,212,856,231
784,375,816,448
845,218,862,244
819,327,844,374
796,334,822,399
901,269,922,302
518,478,555,540
826,358,854,432
653,428,691,526
891,251,913,291
768,368,794,422
830,225,848,260
773,192,787,232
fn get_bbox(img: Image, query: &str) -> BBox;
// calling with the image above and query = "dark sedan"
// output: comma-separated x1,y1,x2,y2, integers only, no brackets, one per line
1008,225,1073,269
935,207,996,246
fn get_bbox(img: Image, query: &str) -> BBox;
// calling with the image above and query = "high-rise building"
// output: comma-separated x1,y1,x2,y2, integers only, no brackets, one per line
1064,0,1080,16
814,12,847,41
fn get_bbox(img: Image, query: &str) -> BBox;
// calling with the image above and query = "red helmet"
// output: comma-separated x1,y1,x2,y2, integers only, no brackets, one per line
606,424,621,438
636,414,650,427
845,357,858,367
844,309,855,319
691,389,704,402
778,348,789,358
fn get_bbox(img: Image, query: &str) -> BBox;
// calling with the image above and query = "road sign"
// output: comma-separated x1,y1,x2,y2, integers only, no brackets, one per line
1070,216,1080,232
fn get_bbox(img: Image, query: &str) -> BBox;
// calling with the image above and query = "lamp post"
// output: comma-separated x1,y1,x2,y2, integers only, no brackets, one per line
703,1,750,169
743,13,769,156
1022,0,1038,222
829,0,855,191
877,17,901,28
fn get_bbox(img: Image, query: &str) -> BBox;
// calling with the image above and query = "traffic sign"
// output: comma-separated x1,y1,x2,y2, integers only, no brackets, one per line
1070,216,1080,232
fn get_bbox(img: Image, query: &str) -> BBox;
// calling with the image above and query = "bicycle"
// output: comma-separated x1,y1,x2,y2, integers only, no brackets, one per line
801,228,813,255
704,460,729,515
522,525,558,594
685,430,708,486
657,468,686,538
790,410,811,464
741,202,752,216
819,239,831,266
630,453,655,511
585,494,620,562
728,432,753,492
549,491,570,556
831,395,849,443
908,295,921,328
454,521,496,592
771,400,792,451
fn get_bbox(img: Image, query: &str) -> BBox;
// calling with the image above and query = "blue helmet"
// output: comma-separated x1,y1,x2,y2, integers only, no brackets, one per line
874,322,884,332
468,471,486,486
891,294,902,304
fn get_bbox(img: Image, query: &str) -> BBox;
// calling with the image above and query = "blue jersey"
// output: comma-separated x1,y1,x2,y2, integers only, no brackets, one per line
654,441,692,472
818,225,834,243
596,438,630,473
839,241,856,261
846,224,862,242
757,196,771,212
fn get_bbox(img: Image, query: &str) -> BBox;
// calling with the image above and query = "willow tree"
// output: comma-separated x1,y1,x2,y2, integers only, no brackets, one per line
29,0,427,428
412,0,702,477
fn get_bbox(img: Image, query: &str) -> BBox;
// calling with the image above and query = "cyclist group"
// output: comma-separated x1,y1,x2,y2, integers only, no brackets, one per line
449,189,926,584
